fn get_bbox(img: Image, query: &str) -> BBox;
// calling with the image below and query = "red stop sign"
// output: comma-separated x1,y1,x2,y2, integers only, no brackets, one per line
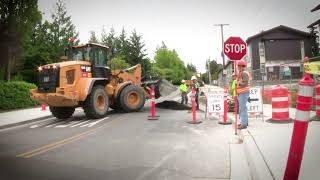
224,37,247,60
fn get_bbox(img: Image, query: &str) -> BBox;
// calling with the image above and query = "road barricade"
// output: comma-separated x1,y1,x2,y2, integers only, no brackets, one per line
284,72,314,180
188,87,202,124
271,85,290,121
311,84,320,121
41,104,46,111
148,85,159,120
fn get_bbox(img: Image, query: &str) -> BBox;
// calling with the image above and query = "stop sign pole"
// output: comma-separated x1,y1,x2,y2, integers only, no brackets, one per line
216,24,232,125
223,36,247,134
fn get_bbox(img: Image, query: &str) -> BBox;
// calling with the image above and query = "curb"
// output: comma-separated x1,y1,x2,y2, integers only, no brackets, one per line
0,115,53,130
227,114,274,180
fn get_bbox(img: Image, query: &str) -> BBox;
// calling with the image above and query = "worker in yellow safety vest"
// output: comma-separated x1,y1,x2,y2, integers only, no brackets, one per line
231,73,239,114
231,73,237,97
179,79,188,104
236,60,250,129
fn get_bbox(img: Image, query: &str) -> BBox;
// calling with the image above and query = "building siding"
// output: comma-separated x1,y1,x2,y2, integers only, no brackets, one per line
247,27,312,81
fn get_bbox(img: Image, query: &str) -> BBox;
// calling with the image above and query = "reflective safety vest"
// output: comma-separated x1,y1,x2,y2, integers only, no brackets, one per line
237,71,250,94
179,83,188,93
231,79,236,97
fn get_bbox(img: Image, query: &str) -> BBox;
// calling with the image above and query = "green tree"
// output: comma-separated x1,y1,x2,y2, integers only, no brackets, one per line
110,56,130,70
101,27,116,57
128,29,151,74
206,59,222,80
309,27,319,57
47,0,79,62
22,0,80,82
187,63,197,73
115,28,130,59
154,47,190,84
88,31,99,43
0,0,41,81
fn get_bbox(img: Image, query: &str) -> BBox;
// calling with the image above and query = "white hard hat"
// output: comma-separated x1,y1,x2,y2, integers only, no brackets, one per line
191,76,197,80
181,79,185,83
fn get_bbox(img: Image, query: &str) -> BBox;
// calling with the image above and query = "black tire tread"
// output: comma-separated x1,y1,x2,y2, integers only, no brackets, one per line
49,106,75,119
119,85,145,112
83,85,109,119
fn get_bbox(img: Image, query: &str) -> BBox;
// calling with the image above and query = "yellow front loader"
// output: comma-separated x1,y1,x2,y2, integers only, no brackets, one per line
31,43,176,119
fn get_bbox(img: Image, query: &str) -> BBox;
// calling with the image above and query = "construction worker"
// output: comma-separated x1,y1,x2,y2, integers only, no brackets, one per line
231,73,239,114
191,75,200,110
231,73,237,97
180,80,188,104
237,60,250,129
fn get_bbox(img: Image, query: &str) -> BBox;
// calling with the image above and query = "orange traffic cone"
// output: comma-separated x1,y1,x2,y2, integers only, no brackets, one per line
41,104,46,111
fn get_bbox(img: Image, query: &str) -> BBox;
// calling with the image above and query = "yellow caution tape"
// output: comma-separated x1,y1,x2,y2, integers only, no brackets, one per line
304,61,320,74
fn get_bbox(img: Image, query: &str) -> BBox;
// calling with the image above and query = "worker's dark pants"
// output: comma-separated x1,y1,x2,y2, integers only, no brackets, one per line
181,92,188,104
195,92,199,110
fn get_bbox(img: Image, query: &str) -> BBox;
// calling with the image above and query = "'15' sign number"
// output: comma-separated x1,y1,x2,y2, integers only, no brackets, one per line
212,104,221,111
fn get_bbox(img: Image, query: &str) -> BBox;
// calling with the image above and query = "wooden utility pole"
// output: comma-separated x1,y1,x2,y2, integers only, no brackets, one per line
207,57,212,84
214,24,229,87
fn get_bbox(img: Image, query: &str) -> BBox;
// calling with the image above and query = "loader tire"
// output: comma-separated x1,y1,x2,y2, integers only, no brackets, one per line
50,106,75,119
83,85,109,119
119,85,145,112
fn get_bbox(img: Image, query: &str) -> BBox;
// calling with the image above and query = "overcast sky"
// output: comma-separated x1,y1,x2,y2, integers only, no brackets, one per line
38,0,319,72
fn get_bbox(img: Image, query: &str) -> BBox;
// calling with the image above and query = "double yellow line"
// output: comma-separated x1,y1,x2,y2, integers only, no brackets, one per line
17,115,125,158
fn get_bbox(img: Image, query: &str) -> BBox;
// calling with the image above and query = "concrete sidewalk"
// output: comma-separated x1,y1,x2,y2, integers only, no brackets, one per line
0,107,52,129
228,104,320,180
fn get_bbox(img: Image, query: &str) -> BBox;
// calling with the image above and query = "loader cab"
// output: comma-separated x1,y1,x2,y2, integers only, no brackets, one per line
66,43,111,79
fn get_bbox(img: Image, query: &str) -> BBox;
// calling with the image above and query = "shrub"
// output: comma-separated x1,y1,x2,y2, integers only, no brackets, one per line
0,81,38,110
290,90,298,108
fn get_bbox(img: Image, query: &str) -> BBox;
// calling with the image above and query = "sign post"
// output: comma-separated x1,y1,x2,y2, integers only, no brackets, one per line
207,89,224,115
223,36,247,134
247,88,263,114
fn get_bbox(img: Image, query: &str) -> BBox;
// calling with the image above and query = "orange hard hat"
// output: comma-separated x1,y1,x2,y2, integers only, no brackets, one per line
237,60,247,67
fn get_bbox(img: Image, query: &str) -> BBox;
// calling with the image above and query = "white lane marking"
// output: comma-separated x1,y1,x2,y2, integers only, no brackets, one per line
30,125,39,128
45,121,66,127
54,121,81,128
70,120,91,127
28,117,57,128
80,118,108,128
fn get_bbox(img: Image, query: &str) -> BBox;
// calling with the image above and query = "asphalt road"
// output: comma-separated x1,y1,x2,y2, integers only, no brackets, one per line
0,105,237,180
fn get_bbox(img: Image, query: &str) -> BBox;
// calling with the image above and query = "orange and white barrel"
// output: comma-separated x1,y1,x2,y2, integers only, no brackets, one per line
315,84,320,118
271,85,290,121
284,72,314,180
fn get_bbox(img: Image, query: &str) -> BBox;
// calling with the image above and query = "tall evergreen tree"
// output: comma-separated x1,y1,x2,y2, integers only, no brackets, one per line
88,31,99,43
48,0,79,62
22,0,80,82
128,29,150,74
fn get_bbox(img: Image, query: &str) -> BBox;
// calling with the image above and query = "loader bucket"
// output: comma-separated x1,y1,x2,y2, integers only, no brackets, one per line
154,79,177,98
141,75,177,99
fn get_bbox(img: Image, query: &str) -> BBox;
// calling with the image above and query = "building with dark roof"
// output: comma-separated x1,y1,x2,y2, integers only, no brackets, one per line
246,25,312,83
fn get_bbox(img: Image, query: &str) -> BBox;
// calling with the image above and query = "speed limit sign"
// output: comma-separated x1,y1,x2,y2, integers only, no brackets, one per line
206,90,224,113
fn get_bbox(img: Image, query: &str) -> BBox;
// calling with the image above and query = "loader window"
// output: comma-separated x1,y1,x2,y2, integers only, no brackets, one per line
67,47,90,61
90,48,107,67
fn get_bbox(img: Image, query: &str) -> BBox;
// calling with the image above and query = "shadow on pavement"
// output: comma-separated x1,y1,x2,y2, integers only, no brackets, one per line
156,101,191,110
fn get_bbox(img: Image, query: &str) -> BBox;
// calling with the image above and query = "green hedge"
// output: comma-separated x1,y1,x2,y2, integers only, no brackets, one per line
0,81,38,110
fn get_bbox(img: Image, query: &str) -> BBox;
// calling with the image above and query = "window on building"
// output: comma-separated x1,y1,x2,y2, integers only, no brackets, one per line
265,40,301,60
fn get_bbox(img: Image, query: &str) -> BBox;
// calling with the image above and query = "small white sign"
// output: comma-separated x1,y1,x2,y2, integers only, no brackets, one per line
247,87,263,113
206,90,224,113
223,70,227,75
